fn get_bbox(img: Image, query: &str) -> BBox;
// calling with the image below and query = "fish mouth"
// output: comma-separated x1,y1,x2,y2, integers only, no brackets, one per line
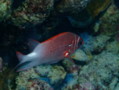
16,61,32,72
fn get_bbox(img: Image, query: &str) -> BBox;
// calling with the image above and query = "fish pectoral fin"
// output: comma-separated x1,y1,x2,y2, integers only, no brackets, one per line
16,51,25,61
28,39,40,51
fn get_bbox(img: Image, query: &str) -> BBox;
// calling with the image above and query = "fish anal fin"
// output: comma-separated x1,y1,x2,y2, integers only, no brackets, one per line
16,51,24,61
28,39,40,51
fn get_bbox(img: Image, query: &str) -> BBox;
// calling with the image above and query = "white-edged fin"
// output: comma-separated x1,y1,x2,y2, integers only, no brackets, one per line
16,51,24,61
16,61,32,72
28,39,40,51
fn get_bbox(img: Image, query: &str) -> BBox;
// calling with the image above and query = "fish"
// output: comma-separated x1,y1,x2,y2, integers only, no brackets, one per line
16,32,83,71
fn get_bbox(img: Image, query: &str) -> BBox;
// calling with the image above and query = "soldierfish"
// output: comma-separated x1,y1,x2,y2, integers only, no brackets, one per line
16,32,83,71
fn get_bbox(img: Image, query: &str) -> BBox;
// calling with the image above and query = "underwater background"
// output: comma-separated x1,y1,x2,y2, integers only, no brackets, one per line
0,0,119,90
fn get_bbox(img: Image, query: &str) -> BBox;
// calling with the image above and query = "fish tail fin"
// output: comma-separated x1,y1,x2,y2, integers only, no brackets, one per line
10,60,32,72
15,51,27,71
16,61,33,72
16,51,35,72
8,51,30,73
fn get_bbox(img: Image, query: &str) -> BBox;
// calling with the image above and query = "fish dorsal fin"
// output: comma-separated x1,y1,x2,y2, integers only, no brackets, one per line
28,39,40,51
16,51,24,61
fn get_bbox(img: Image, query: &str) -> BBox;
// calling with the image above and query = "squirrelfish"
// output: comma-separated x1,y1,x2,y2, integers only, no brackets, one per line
16,32,83,71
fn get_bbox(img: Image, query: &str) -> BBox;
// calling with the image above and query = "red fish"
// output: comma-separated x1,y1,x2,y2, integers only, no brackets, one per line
16,32,83,71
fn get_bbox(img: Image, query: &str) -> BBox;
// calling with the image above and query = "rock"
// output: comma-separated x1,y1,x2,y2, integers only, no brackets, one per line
35,65,66,85
106,40,119,53
71,49,89,61
56,0,92,28
16,65,66,89
10,0,54,28
61,59,80,90
0,0,11,22
18,78,53,90
56,0,91,14
80,32,94,52
56,0,111,28
16,68,39,89
92,34,110,52
80,32,110,52
62,59,80,73
78,51,119,89
99,4,119,35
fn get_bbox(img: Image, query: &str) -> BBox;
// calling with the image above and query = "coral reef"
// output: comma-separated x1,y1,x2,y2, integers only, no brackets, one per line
80,32,110,52
14,19,119,90
0,0,11,22
79,46,119,89
106,40,119,53
60,35,119,90
0,0,111,28
34,65,66,85
0,66,17,90
15,68,39,89
65,0,111,28
1,0,119,90
99,3,119,35
10,0,54,28
62,58,80,73
56,0,91,14
17,78,53,90
71,49,89,61
27,79,53,90
92,34,110,52
56,0,92,28
60,33,119,90
15,65,66,89
61,59,80,90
